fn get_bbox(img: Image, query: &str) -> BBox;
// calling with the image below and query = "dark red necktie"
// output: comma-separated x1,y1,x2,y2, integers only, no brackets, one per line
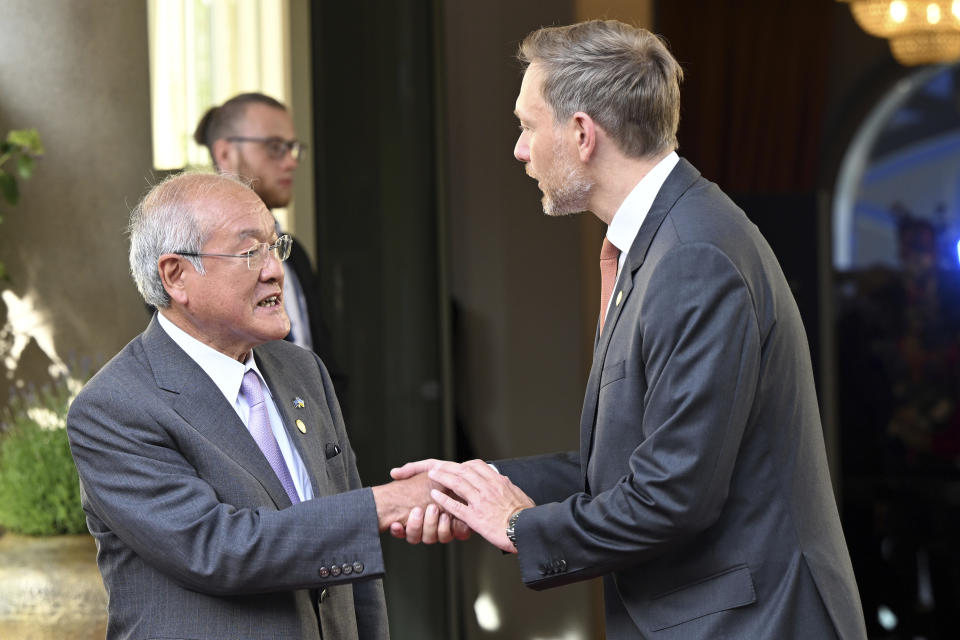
599,237,620,332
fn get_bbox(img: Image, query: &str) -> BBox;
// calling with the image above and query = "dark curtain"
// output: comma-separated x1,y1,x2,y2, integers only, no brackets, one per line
656,0,833,193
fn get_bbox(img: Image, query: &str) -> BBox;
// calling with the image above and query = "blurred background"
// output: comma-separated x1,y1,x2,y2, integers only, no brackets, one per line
2,0,960,638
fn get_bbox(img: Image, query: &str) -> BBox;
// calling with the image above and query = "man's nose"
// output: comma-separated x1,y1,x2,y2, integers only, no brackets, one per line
280,149,298,169
514,135,529,162
260,247,285,281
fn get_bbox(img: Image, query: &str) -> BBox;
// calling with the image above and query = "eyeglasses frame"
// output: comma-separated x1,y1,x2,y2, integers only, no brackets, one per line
225,136,306,160
174,234,293,271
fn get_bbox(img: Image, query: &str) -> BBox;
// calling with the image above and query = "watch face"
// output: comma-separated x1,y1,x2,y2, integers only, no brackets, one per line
507,511,521,548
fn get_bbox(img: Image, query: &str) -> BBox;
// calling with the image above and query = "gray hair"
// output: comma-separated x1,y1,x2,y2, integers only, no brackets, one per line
518,20,683,159
128,172,250,308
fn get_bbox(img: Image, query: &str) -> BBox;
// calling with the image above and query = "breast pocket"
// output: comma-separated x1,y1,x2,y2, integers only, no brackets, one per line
599,359,626,388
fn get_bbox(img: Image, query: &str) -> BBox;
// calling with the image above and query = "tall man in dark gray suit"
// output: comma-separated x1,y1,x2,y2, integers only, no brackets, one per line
396,20,869,639
67,172,442,640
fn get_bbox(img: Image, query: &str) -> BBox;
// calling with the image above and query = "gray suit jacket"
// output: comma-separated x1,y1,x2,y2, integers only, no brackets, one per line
67,317,389,640
496,159,867,639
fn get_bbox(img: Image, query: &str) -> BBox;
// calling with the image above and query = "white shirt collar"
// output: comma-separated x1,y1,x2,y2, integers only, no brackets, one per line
156,312,269,406
606,151,680,259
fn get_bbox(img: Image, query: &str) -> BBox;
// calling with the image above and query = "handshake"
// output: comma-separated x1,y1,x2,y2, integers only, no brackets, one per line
371,459,535,553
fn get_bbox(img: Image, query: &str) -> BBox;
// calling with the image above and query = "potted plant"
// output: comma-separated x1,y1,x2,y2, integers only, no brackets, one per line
0,377,107,639
0,128,107,637
0,377,107,638
0,378,87,535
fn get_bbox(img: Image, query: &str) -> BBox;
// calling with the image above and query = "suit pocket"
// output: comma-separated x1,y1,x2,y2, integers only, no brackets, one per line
325,442,342,459
648,564,756,631
599,359,626,388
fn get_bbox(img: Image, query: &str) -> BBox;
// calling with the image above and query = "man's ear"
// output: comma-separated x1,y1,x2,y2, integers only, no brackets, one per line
158,254,190,306
571,111,597,162
211,138,237,173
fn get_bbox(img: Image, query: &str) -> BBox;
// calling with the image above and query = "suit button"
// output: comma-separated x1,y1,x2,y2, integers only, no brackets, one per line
539,564,547,575
330,565,342,577
353,562,364,574
319,566,330,578
319,588,328,602
558,559,567,571
342,563,353,575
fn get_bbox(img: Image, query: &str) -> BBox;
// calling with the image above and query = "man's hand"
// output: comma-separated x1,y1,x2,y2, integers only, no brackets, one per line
427,459,535,553
371,472,436,532
387,458,472,544
390,458,444,481
389,504,472,544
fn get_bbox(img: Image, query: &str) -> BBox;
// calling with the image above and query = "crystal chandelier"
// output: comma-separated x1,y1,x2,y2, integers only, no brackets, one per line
840,0,960,65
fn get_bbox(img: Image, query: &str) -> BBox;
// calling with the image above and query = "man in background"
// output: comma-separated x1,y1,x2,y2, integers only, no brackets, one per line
194,93,338,380
68,172,445,639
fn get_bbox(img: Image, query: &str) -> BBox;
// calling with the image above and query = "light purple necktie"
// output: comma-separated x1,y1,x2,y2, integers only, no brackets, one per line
241,370,300,504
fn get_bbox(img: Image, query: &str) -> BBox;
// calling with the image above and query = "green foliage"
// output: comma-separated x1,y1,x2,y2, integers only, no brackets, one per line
0,128,44,280
0,380,87,536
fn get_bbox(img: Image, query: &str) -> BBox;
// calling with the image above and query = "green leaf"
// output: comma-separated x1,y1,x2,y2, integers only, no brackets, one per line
0,172,18,205
17,154,34,179
0,380,88,535
6,128,44,155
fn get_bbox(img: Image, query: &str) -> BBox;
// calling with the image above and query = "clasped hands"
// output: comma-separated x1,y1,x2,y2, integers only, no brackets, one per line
378,459,535,553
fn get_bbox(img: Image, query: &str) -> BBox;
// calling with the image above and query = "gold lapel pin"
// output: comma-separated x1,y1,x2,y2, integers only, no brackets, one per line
616,290,623,306
296,419,307,434
293,397,305,409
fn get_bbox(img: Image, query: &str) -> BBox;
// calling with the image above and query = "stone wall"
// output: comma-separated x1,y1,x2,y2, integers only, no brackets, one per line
0,0,153,405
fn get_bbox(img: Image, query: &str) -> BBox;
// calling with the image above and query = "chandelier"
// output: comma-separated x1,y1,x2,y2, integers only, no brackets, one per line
840,0,960,65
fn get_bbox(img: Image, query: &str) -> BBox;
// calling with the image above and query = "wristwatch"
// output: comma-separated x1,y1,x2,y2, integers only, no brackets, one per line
506,510,522,549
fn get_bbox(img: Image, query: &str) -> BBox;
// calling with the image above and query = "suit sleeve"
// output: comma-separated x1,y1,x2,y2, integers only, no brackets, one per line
66,350,386,597
514,242,761,589
494,452,580,505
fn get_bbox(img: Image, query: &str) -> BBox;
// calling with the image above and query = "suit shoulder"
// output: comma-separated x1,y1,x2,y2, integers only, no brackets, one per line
256,340,325,377
668,179,747,233
69,332,154,417
87,333,151,386
258,338,317,360
660,178,776,265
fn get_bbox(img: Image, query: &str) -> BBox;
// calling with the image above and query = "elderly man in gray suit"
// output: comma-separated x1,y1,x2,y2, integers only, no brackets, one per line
67,172,450,640
395,20,869,639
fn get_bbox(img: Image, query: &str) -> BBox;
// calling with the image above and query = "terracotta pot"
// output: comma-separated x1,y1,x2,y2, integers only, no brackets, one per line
0,533,107,639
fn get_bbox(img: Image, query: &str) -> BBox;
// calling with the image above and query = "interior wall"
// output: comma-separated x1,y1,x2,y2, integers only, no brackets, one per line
441,2,648,638
442,2,591,637
0,0,152,402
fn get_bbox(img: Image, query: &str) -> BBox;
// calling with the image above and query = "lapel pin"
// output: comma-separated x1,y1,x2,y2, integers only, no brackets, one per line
616,290,623,306
296,419,307,434
293,397,305,409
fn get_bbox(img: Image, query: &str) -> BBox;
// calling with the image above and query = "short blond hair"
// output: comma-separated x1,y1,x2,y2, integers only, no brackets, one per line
519,20,683,159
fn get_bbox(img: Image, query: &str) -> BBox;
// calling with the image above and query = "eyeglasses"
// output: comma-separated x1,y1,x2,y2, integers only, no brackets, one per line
226,136,306,160
175,234,293,271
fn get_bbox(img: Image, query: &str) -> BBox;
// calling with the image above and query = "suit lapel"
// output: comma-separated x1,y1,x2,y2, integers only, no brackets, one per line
579,159,702,489
255,348,333,497
142,318,294,508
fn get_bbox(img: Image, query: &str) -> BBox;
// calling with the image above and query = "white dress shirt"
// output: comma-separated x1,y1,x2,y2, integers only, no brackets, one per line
603,151,680,322
157,313,314,500
276,221,313,351
283,263,313,351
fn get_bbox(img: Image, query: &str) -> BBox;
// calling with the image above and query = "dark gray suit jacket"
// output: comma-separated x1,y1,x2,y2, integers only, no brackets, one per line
496,159,868,639
67,317,388,640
